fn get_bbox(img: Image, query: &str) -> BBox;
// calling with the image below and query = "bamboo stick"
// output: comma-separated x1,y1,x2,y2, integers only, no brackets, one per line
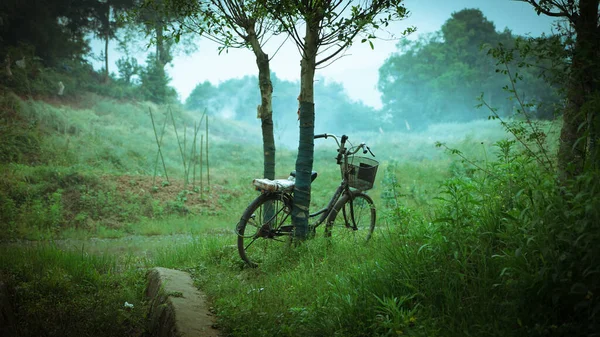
149,108,169,185
190,121,199,187
156,113,169,184
170,107,187,183
200,134,204,199
183,123,187,185
206,115,210,192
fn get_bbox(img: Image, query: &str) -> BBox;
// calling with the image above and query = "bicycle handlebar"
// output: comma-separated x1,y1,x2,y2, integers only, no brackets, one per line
314,133,375,159
346,143,376,156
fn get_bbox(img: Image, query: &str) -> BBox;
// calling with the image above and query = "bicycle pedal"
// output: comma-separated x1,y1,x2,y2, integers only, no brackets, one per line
279,225,294,233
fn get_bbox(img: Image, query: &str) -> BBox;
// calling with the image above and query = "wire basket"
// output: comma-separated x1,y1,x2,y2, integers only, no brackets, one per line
345,156,379,191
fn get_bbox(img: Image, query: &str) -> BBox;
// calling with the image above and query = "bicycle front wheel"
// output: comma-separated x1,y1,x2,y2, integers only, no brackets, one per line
325,192,376,242
236,192,293,267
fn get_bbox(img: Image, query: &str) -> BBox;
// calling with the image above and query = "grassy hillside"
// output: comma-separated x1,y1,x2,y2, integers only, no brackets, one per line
0,90,270,239
0,89,523,240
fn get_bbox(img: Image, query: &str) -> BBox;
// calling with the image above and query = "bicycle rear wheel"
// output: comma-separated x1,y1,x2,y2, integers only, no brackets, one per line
236,192,293,267
325,192,376,242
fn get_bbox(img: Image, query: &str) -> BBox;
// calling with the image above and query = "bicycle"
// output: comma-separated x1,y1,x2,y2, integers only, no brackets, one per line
235,133,379,267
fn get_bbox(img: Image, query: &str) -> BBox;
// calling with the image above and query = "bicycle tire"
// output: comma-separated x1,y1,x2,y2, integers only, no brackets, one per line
236,192,293,267
324,192,376,242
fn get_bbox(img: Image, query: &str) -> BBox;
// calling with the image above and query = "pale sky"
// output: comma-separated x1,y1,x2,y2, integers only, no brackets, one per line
94,0,556,109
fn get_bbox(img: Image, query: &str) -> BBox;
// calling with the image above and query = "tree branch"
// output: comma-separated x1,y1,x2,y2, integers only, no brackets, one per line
515,0,574,20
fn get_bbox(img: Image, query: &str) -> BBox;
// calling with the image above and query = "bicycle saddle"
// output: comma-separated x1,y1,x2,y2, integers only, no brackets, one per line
289,170,318,182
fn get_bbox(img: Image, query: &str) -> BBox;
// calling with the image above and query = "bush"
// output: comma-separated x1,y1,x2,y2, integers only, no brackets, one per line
379,140,599,336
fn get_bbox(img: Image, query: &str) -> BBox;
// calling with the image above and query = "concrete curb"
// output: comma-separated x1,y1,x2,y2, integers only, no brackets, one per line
146,267,219,337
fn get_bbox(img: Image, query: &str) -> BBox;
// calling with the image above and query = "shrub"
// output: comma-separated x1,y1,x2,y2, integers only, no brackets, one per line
380,139,599,336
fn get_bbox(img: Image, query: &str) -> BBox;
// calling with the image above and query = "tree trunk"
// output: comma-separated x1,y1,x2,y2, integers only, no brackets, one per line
103,2,111,84
247,33,275,180
104,31,110,83
292,24,318,240
557,0,600,179
156,23,164,67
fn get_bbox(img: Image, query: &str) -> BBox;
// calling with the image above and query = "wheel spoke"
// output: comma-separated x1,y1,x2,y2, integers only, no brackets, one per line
326,193,375,242
244,236,259,250
238,193,292,267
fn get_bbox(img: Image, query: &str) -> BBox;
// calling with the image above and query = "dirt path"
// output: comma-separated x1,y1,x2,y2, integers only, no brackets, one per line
1,233,197,257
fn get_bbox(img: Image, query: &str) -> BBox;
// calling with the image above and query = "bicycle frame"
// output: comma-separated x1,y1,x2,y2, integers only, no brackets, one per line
244,133,373,238
285,133,367,232
308,181,348,229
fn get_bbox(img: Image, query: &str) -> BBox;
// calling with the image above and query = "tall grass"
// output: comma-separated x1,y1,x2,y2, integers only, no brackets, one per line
147,232,434,337
0,244,147,337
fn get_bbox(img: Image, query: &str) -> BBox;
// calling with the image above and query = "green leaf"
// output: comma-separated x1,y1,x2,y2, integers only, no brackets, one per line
570,283,588,295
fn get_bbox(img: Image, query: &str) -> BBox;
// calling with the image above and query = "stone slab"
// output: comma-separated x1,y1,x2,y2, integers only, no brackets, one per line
146,267,219,337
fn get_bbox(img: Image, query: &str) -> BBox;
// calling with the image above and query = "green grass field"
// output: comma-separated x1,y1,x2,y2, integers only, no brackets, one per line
2,92,596,337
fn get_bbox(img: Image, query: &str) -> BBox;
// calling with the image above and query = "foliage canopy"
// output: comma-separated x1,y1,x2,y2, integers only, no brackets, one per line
378,8,562,130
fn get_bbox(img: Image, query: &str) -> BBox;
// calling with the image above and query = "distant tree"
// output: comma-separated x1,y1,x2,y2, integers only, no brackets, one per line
270,74,301,135
138,1,174,69
124,0,196,73
378,8,561,130
90,0,136,83
379,9,506,129
313,79,380,133
139,53,176,103
185,74,379,135
378,34,446,129
117,0,195,103
115,56,141,84
185,81,219,111
441,8,498,57
186,76,259,120
0,0,96,67
268,0,413,239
